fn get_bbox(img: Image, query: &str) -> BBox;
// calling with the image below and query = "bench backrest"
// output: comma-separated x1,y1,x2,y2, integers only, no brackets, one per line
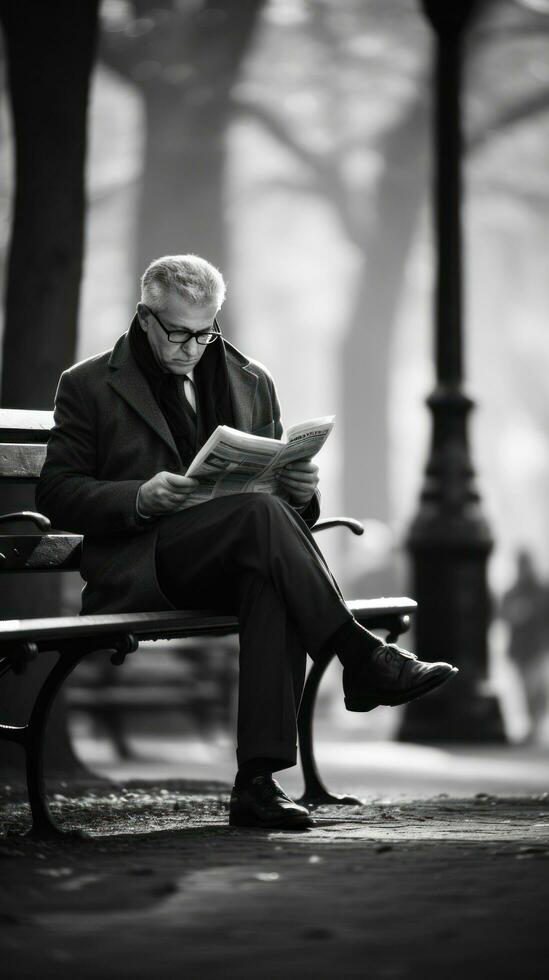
0,408,82,571
0,408,53,482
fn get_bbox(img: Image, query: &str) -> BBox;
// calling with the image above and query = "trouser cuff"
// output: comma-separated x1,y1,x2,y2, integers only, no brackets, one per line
236,740,298,772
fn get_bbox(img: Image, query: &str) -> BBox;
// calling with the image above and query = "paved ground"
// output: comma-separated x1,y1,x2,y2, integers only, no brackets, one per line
80,729,549,799
1,738,548,979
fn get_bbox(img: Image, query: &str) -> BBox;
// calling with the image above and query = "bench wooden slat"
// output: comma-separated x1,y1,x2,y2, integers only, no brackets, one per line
0,443,46,479
0,610,240,646
0,535,82,571
347,598,416,614
0,409,53,444
0,408,54,428
66,687,195,708
0,599,416,649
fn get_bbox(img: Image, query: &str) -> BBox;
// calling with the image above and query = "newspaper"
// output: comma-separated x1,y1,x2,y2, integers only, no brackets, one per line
181,415,335,508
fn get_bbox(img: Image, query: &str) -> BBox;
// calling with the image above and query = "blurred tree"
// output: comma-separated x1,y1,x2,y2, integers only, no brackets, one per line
232,4,430,524
100,0,266,334
232,0,549,526
0,0,99,408
0,0,99,774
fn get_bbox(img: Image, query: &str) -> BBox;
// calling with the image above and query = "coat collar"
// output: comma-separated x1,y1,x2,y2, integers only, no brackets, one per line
107,330,259,460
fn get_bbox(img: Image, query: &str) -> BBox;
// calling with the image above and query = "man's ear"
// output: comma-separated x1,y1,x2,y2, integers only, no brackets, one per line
136,303,148,331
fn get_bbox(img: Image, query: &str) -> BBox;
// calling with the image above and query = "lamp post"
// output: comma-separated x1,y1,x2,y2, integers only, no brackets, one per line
399,0,505,741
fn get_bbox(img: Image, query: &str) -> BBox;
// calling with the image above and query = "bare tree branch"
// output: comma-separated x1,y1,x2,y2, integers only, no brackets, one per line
246,177,325,198
468,88,549,153
230,97,364,244
472,176,549,206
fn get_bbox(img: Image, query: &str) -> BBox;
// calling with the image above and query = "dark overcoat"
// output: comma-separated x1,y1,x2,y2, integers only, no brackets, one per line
36,331,321,614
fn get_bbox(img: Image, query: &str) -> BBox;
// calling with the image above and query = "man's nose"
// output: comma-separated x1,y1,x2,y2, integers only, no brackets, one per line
183,336,200,355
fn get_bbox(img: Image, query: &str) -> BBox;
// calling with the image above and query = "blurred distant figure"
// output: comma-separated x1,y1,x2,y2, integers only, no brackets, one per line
500,551,549,742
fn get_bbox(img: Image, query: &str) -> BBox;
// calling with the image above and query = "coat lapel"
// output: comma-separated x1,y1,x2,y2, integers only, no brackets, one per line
107,332,260,457
107,333,180,458
224,339,259,433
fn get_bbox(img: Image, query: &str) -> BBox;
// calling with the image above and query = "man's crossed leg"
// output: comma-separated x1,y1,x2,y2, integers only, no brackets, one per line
156,492,456,829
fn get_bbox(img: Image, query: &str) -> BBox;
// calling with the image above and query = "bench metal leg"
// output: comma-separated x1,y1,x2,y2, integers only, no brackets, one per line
0,651,89,840
296,647,362,807
296,614,412,808
23,650,90,839
2,633,138,840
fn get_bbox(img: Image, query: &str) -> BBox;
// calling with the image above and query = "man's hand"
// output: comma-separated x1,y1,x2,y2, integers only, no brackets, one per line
137,471,200,517
277,459,319,507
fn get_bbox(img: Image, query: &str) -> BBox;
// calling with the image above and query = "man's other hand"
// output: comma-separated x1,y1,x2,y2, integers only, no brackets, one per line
277,459,319,507
137,471,200,517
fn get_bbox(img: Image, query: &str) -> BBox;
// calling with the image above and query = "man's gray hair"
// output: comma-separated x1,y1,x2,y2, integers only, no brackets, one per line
140,254,226,309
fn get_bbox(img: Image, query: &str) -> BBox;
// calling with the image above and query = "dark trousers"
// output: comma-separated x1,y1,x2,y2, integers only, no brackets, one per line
156,492,353,772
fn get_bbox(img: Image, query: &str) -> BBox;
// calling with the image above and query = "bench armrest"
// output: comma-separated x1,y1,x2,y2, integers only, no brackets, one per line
312,517,364,536
0,510,52,531
0,511,362,537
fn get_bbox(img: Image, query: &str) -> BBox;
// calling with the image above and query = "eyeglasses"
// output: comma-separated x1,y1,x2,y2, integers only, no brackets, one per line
142,304,221,346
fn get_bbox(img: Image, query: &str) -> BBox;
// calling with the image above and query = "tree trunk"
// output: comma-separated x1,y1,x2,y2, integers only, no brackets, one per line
101,0,266,341
342,94,428,523
0,0,100,407
0,0,100,776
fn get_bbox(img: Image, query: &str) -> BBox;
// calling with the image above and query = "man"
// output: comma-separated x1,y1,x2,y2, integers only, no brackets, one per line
37,254,457,830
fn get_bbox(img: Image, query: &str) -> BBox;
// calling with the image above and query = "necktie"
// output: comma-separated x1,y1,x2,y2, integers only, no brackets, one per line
183,375,196,416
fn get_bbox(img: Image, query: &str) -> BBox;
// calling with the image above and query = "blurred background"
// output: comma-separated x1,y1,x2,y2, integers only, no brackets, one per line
1,0,548,796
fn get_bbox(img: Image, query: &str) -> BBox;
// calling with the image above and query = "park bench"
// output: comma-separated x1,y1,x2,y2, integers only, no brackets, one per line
0,408,417,839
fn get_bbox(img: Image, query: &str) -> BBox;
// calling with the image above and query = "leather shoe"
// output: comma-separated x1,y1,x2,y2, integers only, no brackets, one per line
229,775,314,829
343,642,458,712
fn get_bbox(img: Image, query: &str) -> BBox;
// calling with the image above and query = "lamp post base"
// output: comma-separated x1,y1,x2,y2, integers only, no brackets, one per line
402,499,506,743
